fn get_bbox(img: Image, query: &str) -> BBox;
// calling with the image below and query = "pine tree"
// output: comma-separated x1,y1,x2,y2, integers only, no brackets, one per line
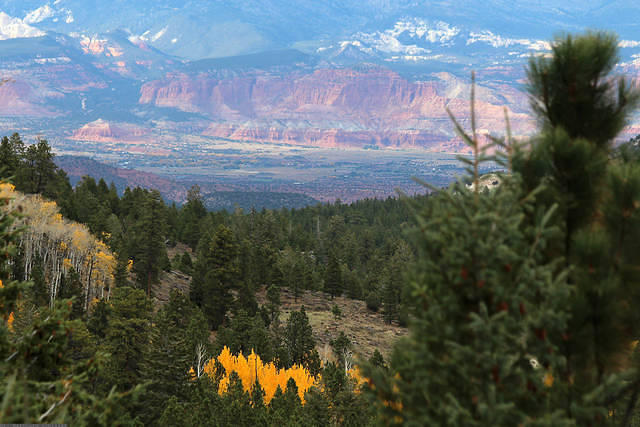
235,281,258,317
302,388,331,427
131,190,167,297
200,225,241,329
517,31,640,423
284,306,321,375
58,267,84,319
215,310,275,362
113,250,130,288
18,139,57,196
268,378,304,424
86,298,110,339
265,283,281,324
180,185,207,249
324,251,343,299
140,290,195,424
0,136,19,178
101,286,152,392
364,71,573,424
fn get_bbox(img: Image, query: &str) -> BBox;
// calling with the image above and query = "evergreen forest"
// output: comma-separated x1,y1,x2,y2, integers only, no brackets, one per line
2,31,640,425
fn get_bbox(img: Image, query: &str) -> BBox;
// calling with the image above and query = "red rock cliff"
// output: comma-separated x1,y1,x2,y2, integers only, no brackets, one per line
139,68,534,149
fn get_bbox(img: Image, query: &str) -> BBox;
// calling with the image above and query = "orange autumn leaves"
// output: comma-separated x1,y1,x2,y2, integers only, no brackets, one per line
201,346,317,404
0,279,14,331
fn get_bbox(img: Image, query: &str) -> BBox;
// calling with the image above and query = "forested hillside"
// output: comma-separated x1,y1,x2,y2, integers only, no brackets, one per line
2,31,640,425
0,128,417,424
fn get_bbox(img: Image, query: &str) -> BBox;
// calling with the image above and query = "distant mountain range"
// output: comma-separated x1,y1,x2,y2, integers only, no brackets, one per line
0,2,639,155
1,1,640,61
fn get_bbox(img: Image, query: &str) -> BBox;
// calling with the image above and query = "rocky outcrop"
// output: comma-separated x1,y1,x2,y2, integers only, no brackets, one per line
70,119,150,142
0,79,57,117
140,67,534,150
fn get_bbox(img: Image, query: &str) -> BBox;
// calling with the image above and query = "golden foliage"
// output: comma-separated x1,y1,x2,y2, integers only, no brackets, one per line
203,346,318,404
0,185,117,306
7,312,14,331
347,367,367,393
543,372,554,388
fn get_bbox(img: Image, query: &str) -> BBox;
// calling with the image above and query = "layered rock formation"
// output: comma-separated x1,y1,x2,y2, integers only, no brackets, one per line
139,67,534,150
70,119,150,142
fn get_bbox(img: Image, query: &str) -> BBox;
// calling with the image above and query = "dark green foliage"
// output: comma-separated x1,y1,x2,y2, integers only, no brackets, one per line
219,372,258,426
87,298,110,339
140,290,206,424
365,291,381,312
113,250,130,288
0,135,70,206
101,286,152,392
302,388,331,427
269,379,304,424
131,190,167,296
58,267,84,319
368,349,386,369
235,281,258,317
215,310,275,362
527,31,639,148
367,174,571,425
324,251,343,299
179,185,207,249
191,224,241,329
284,306,320,375
265,283,281,324
330,331,352,371
517,31,640,423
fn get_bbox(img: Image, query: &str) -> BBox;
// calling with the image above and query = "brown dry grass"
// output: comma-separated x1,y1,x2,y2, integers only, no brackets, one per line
257,287,407,362
153,245,408,362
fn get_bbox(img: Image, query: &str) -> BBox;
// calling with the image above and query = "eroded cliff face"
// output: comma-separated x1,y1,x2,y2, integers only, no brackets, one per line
0,79,58,117
139,68,534,149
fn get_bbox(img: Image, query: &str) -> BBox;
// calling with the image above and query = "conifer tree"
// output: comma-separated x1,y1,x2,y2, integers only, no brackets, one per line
131,190,167,297
324,251,343,299
200,225,241,329
284,306,321,375
58,267,84,319
180,185,207,249
265,283,281,324
215,310,275,362
364,71,573,425
87,298,110,339
140,290,196,424
517,31,640,423
101,286,152,392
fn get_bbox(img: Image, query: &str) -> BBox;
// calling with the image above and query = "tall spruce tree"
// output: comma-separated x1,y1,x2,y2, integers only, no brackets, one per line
195,225,241,329
131,190,167,297
516,31,640,424
368,31,640,426
364,70,573,424
324,251,343,299
101,286,152,392
140,290,204,424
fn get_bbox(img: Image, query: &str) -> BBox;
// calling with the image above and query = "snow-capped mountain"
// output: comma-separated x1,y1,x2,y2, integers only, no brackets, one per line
0,1,639,156
0,0,639,62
